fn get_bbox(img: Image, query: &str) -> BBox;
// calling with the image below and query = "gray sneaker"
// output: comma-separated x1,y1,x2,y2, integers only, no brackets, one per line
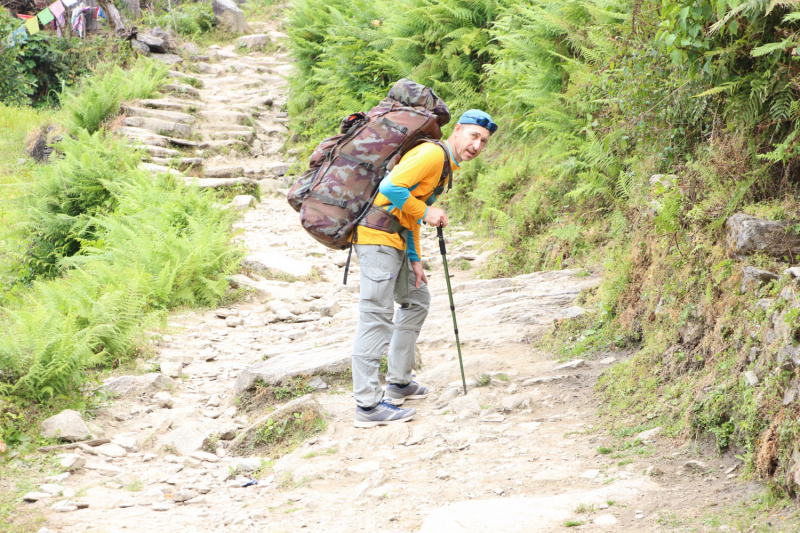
354,400,416,428
383,381,429,405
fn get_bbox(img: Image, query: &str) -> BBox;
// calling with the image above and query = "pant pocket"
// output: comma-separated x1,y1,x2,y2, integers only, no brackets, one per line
359,266,395,311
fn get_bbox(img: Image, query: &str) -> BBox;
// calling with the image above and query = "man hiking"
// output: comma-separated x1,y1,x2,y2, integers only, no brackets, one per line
351,109,497,428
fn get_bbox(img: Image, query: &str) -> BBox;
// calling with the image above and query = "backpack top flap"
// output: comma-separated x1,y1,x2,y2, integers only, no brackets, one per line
387,79,451,127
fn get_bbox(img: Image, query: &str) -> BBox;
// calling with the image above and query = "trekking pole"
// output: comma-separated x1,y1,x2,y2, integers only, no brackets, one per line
437,224,468,395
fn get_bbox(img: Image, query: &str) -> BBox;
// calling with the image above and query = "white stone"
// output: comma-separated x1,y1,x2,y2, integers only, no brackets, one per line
96,443,127,458
40,409,90,442
594,514,618,525
226,315,245,328
238,457,263,472
60,454,86,471
38,484,64,495
160,362,183,378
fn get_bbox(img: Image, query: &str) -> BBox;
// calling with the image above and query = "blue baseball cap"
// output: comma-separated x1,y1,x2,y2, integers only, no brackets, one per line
457,109,497,135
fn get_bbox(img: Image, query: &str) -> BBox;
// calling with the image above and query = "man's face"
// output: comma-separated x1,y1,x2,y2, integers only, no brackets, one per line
449,123,490,163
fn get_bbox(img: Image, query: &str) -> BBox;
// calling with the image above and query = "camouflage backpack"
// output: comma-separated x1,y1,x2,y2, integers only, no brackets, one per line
287,78,451,252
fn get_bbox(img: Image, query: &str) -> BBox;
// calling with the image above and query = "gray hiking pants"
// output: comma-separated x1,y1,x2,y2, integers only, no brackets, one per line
351,244,430,408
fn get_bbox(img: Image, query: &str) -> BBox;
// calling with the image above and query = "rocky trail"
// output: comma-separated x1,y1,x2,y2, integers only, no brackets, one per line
21,21,765,533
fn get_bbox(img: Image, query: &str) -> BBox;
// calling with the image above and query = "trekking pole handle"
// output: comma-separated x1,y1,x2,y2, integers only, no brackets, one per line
437,225,447,256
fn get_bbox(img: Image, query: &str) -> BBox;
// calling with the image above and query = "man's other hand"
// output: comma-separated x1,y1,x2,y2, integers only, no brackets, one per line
411,261,428,289
423,207,448,228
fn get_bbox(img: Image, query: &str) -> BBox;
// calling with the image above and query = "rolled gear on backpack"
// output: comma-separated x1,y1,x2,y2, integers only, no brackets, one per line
287,79,451,250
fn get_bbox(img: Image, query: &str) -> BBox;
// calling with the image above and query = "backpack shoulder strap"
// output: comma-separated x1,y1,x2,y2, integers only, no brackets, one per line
416,139,453,195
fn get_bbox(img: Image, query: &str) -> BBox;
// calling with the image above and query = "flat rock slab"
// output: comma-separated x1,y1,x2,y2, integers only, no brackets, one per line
104,373,176,395
227,274,296,300
242,251,314,278
234,341,350,395
420,269,600,346
420,479,658,532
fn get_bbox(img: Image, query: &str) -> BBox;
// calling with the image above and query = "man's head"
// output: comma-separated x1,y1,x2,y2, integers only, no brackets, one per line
447,109,496,164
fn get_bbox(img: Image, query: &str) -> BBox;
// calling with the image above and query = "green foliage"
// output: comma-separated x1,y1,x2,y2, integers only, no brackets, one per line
156,2,216,36
0,55,239,406
0,12,77,106
6,131,143,281
60,59,169,134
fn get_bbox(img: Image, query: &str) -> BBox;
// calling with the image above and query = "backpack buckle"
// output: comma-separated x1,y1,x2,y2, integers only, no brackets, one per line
339,200,348,209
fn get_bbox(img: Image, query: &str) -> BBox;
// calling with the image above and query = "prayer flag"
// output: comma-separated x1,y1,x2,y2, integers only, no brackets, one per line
25,16,39,35
62,0,78,6
38,7,54,25
17,14,33,20
49,0,65,18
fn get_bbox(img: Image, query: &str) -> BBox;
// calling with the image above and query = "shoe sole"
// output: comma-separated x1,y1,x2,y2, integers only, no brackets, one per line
353,415,415,428
383,393,429,406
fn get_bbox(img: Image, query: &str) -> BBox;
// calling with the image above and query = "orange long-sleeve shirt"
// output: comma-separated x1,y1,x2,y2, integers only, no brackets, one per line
355,141,459,260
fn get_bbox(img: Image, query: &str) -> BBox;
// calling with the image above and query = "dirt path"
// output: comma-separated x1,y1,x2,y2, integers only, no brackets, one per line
23,20,777,533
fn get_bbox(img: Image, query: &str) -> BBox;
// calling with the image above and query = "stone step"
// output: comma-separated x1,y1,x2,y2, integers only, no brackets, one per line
120,129,170,147
129,144,181,157
204,104,262,115
160,83,201,99
121,105,196,125
167,70,202,87
139,99,204,113
150,157,204,170
123,116,192,139
184,177,255,189
118,127,199,147
139,162,184,177
204,167,244,179
199,110,252,126
204,130,255,144
198,139,249,152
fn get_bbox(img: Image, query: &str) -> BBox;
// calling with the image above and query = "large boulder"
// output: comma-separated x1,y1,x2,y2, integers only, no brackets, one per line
726,214,800,261
236,34,270,49
41,409,90,442
212,0,248,33
137,34,167,53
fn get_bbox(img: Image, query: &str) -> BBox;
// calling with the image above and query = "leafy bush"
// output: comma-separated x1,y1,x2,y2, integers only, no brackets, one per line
0,11,76,106
60,58,169,134
1,170,241,400
6,131,141,282
156,2,216,36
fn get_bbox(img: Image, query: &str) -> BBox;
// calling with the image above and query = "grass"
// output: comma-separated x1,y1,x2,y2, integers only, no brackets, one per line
0,454,64,532
125,479,143,492
0,104,60,227
475,373,492,387
563,520,584,527
575,503,595,514
303,447,337,459
597,446,613,455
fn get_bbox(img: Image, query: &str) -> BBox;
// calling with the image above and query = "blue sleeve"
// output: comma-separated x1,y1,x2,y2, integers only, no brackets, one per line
378,172,410,211
406,230,419,262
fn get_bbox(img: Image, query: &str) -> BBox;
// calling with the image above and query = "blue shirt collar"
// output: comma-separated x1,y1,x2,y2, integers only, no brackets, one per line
444,140,460,169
